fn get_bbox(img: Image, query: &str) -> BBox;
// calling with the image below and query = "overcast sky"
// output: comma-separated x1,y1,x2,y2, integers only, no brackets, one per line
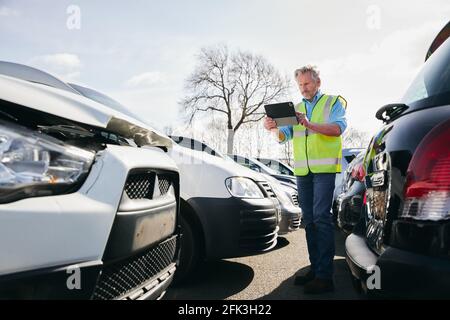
1,0,449,135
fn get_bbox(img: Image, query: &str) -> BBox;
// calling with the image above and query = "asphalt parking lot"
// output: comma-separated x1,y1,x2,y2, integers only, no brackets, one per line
165,227,364,300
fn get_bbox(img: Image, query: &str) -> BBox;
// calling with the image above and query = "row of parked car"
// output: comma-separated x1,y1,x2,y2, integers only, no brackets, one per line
170,138,302,236
333,22,450,298
2,20,448,300
0,61,301,299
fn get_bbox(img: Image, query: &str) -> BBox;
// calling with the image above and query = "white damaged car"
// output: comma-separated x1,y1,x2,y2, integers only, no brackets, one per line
0,61,181,300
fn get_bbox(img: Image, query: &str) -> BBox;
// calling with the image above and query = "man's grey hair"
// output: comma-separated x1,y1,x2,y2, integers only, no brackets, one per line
294,65,320,82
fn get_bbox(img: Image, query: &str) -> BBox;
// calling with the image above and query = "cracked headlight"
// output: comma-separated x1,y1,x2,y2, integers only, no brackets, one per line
0,123,94,203
225,177,264,199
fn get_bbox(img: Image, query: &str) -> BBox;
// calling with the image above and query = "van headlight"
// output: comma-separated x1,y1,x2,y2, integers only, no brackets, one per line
0,123,94,203
225,177,264,199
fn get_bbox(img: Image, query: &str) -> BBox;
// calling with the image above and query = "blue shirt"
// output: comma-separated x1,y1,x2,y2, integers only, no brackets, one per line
278,90,347,143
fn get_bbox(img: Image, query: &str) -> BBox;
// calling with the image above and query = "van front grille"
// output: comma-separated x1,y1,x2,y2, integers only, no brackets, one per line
259,182,277,198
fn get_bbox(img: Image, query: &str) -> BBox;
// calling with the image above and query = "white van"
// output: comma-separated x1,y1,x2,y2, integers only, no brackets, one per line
168,137,281,280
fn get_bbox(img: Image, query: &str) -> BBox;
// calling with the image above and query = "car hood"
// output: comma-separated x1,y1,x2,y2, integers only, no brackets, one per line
0,74,172,149
271,173,296,181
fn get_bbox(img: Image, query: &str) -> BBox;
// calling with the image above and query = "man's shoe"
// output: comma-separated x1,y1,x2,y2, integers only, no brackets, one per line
303,278,334,294
294,270,315,286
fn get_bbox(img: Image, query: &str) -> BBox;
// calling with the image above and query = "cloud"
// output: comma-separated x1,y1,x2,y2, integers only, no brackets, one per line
312,20,446,134
0,6,19,17
319,21,444,79
29,53,82,81
111,85,182,130
31,53,81,70
125,71,166,88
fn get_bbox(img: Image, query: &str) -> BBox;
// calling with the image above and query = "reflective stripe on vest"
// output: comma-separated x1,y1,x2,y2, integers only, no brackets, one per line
294,158,340,167
292,94,343,176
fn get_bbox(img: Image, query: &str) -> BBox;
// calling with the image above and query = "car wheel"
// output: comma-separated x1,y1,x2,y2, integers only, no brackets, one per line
173,215,200,284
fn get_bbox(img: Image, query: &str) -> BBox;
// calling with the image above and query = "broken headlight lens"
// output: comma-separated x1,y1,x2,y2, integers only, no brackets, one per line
0,123,94,203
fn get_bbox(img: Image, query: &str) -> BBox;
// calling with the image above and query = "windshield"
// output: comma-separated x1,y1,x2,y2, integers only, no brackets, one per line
276,162,293,175
402,37,450,108
250,158,278,175
230,155,278,175
170,135,226,158
258,158,293,175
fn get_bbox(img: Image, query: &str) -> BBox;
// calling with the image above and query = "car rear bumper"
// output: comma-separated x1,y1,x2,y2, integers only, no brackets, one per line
345,233,450,298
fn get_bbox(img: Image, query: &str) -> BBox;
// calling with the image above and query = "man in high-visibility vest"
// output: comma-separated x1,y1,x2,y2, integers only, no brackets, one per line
264,65,347,294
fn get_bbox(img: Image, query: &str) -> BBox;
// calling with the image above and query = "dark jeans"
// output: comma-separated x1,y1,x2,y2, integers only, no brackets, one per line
296,172,336,280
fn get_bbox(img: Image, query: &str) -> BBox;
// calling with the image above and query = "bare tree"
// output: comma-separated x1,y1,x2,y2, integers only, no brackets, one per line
281,140,294,167
181,45,290,154
204,117,228,154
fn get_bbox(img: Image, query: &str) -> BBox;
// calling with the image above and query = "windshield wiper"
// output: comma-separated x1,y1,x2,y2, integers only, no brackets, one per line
375,103,409,123
38,125,95,138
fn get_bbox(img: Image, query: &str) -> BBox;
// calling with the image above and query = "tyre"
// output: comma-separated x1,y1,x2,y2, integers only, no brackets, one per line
173,215,200,284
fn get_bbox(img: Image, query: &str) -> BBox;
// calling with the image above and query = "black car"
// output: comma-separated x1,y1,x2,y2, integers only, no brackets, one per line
332,148,366,217
345,21,450,298
336,151,366,233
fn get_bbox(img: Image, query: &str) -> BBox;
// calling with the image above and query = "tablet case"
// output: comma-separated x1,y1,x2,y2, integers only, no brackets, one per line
264,102,298,126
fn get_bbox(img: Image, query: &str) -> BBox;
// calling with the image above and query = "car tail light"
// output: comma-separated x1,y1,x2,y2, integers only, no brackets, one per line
351,163,366,182
401,119,450,221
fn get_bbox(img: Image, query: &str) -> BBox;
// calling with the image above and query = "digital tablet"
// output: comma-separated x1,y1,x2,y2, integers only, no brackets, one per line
264,102,298,126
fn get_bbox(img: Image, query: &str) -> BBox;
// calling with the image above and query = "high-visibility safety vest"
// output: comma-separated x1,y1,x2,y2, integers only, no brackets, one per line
293,94,346,176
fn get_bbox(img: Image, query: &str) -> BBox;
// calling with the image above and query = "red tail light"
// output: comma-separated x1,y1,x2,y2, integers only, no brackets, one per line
401,119,450,221
351,163,366,182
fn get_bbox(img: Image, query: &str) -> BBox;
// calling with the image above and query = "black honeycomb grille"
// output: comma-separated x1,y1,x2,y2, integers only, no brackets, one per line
158,175,171,195
124,172,172,200
92,235,178,300
124,172,154,199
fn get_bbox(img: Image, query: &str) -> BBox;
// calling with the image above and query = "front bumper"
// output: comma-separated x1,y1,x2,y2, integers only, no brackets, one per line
0,145,181,299
0,236,179,300
278,205,302,235
187,196,279,259
345,233,450,298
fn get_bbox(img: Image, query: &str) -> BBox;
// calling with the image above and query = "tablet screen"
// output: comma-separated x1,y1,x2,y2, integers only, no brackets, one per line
264,102,298,126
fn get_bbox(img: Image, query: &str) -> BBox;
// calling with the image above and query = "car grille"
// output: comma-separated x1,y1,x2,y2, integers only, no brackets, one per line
259,182,277,198
290,216,301,229
158,175,172,195
124,172,172,200
291,193,299,206
92,235,178,300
